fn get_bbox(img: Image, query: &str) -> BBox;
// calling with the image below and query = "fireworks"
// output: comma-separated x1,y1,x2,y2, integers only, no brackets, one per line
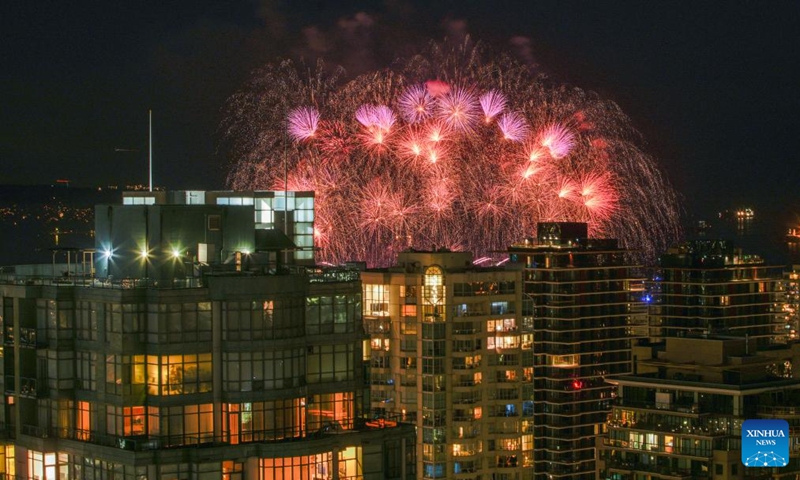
497,112,530,142
221,43,681,266
479,90,507,123
539,123,575,159
287,106,320,141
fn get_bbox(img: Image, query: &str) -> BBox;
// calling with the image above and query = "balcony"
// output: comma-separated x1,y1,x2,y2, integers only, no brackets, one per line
758,405,800,419
614,398,706,415
21,425,166,450
605,457,700,479
607,418,727,438
453,328,478,335
602,438,713,459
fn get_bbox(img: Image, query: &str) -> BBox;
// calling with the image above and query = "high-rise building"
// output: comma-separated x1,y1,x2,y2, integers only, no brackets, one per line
600,336,800,479
782,265,800,342
650,240,784,346
361,250,533,480
0,191,414,480
508,222,641,480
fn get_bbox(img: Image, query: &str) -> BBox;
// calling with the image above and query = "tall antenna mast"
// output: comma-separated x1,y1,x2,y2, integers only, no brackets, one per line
148,109,153,192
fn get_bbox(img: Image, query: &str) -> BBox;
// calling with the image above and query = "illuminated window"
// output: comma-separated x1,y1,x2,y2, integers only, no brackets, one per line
550,355,578,367
371,338,390,351
105,354,145,395
363,285,390,317
487,335,519,350
125,406,146,436
222,460,244,480
500,438,520,451
423,266,445,311
307,392,354,431
629,432,644,450
27,451,59,480
260,451,348,480
488,318,516,332
76,401,91,440
401,317,417,334
224,399,304,443
646,433,658,450
339,447,362,479
146,354,212,395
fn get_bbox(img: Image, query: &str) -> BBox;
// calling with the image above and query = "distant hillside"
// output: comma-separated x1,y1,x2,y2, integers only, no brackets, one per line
0,185,120,266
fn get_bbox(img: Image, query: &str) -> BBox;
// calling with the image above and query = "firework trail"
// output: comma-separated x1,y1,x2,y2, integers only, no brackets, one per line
220,42,682,266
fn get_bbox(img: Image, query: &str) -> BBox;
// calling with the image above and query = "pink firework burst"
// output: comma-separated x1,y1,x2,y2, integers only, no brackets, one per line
398,127,426,160
223,45,682,266
355,105,396,149
522,161,545,179
287,106,320,141
426,121,449,143
425,143,452,165
556,176,577,200
355,104,377,128
436,87,480,132
497,111,530,142
524,144,548,163
578,172,618,220
398,85,434,123
371,105,396,131
359,180,395,235
479,90,507,123
539,123,576,159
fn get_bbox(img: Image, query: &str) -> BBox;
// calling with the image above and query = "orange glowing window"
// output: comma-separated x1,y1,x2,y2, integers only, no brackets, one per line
76,401,91,440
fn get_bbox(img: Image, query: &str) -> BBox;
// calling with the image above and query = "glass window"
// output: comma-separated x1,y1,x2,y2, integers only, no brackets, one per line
146,354,212,396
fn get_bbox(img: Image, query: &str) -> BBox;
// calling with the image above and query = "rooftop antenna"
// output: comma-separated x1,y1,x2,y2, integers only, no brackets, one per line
149,109,153,192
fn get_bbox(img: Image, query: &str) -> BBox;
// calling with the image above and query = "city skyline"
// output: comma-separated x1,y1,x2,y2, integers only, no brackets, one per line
0,186,797,478
2,1,799,230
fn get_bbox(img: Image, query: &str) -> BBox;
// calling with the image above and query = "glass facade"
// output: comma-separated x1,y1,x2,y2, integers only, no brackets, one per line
509,226,639,480
362,251,529,479
0,268,414,479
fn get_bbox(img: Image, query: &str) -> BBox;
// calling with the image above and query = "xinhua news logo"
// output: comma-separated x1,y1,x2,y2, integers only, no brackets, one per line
742,419,789,467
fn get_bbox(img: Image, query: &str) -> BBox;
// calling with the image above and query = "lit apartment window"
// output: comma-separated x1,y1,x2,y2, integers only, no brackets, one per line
364,285,390,316
307,392,354,431
76,401,91,440
259,449,360,480
223,399,304,443
146,354,212,395
550,355,578,367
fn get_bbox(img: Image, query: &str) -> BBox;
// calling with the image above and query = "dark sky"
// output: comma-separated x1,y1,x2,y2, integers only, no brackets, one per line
2,0,799,225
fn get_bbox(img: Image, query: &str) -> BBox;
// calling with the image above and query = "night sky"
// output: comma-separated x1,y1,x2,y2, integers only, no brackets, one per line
3,1,799,228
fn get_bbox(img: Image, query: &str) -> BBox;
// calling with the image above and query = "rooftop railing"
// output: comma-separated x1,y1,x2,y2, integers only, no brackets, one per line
0,265,361,289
